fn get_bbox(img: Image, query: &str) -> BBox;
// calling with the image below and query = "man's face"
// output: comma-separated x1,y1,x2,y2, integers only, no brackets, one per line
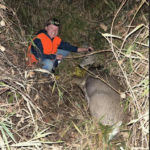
45,24,59,39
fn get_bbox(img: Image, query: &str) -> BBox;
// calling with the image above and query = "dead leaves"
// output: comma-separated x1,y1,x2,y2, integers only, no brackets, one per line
0,45,5,52
0,20,5,27
99,23,107,31
0,4,6,10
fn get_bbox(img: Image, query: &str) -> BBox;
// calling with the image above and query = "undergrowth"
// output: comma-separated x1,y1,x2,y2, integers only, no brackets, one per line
0,0,149,149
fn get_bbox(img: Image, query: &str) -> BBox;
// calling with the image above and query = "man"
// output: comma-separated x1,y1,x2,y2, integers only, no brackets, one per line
27,18,93,73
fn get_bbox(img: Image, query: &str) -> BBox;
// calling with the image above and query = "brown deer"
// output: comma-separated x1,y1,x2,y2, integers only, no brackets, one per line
72,54,127,140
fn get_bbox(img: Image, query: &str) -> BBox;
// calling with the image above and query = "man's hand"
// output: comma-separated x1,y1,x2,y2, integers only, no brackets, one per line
87,47,94,52
56,54,63,60
77,47,94,52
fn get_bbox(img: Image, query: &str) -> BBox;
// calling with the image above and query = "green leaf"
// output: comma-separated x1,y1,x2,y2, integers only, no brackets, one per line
1,127,10,150
101,33,122,39
124,24,144,41
1,122,16,143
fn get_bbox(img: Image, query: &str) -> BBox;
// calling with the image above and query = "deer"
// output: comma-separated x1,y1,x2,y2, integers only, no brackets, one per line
72,51,127,141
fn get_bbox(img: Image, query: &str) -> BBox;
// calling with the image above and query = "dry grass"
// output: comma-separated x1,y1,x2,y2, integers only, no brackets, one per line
100,0,149,149
0,0,149,149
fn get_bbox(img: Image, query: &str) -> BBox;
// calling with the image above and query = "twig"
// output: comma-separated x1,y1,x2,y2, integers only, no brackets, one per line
66,49,112,59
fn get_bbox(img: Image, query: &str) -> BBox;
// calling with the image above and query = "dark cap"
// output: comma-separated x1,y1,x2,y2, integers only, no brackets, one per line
46,18,60,27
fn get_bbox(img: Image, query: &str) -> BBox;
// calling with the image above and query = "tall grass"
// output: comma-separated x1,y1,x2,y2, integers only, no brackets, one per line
0,0,149,149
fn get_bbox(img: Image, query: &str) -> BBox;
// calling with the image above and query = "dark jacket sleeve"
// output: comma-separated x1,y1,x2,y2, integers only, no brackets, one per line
31,38,56,60
58,41,78,52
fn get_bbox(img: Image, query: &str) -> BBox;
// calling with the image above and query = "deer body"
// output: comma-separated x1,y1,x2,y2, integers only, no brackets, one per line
81,69,123,124
72,68,125,140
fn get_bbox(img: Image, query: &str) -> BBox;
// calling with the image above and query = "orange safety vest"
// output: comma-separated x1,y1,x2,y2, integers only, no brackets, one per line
27,33,61,66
